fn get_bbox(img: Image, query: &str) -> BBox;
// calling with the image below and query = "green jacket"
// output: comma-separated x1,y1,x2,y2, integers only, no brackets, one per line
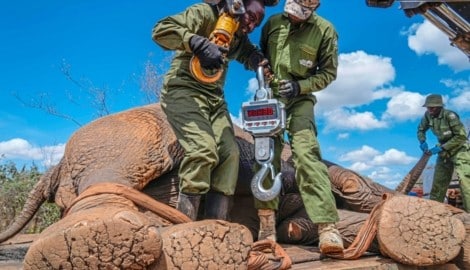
260,12,338,95
417,108,468,156
152,3,260,93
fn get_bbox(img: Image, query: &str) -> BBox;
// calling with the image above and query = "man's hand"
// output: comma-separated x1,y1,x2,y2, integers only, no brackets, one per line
419,141,428,153
429,146,442,155
189,35,228,70
248,51,265,68
278,80,300,99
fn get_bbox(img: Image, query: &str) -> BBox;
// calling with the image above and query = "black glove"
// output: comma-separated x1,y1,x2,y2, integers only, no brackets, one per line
278,80,300,99
189,35,228,70
247,51,273,77
248,51,265,69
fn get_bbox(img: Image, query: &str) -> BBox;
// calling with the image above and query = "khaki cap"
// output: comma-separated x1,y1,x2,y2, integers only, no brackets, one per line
422,94,443,107
284,0,319,20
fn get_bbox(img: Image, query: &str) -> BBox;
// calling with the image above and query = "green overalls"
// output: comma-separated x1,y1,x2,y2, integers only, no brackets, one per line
418,109,470,211
257,12,340,223
152,3,260,196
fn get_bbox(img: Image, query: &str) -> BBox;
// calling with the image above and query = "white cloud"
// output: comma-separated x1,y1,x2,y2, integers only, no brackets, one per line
339,145,418,189
449,91,470,112
0,138,64,168
349,162,372,172
324,108,387,131
339,145,380,162
370,148,417,166
316,50,396,112
337,133,349,140
382,91,426,121
246,77,259,96
340,145,417,166
440,78,470,112
406,20,470,72
368,167,402,189
231,113,242,128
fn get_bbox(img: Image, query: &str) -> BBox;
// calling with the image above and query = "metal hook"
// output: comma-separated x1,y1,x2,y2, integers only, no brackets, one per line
251,163,282,202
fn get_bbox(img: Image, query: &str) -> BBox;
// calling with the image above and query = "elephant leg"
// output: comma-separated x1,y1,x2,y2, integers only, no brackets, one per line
155,220,253,269
23,194,163,270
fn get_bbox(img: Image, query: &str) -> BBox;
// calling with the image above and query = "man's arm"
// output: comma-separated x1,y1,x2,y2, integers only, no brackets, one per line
441,112,468,152
233,34,264,71
417,114,429,143
152,4,215,53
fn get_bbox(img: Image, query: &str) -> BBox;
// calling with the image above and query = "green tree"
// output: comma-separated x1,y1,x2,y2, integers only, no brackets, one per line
0,161,60,233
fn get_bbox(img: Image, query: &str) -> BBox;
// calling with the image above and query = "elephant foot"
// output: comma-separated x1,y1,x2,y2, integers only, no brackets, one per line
377,195,466,266
23,194,163,269
155,220,253,269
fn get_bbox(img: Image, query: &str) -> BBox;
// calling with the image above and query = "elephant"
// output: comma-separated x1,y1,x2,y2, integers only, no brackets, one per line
1,103,469,269
0,103,283,269
0,103,183,243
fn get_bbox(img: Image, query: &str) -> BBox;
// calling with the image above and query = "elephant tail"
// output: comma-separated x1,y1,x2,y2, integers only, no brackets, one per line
0,165,59,243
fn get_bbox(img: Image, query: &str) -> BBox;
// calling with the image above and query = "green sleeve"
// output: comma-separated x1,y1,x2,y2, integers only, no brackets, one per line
259,19,269,56
298,25,338,94
441,111,468,152
417,114,429,143
234,35,263,71
152,4,215,53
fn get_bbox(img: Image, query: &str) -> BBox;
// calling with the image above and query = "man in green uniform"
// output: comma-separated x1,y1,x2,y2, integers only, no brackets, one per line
256,0,344,255
152,0,267,221
417,94,470,212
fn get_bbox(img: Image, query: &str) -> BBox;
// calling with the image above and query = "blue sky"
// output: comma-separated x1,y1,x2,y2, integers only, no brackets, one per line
1,1,469,190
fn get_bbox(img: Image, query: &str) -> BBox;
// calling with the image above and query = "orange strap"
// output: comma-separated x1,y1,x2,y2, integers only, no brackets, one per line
329,193,393,260
248,239,292,270
63,182,191,224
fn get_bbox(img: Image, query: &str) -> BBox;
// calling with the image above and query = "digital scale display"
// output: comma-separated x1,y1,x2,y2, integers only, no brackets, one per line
241,99,285,137
243,103,278,121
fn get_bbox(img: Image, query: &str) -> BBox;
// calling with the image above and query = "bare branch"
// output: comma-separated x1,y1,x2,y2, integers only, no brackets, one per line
12,56,168,126
12,92,83,127
136,54,169,104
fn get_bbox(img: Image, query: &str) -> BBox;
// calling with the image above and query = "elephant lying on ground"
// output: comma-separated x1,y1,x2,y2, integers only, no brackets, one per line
0,103,468,269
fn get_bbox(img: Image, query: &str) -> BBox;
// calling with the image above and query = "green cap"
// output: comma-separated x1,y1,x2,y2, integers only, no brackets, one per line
422,94,443,107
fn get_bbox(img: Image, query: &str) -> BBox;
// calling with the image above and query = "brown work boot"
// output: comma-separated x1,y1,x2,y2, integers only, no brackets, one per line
258,209,277,242
318,223,344,255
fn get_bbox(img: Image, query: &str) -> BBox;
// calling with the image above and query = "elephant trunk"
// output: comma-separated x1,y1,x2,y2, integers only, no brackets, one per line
395,153,431,194
0,166,57,243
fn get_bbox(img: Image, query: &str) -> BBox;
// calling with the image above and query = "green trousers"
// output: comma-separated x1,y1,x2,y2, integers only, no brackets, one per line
255,95,339,223
430,144,470,211
161,87,240,196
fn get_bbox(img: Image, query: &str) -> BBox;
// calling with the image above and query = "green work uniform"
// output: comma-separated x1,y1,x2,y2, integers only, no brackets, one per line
257,12,339,223
152,3,260,196
417,108,470,211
